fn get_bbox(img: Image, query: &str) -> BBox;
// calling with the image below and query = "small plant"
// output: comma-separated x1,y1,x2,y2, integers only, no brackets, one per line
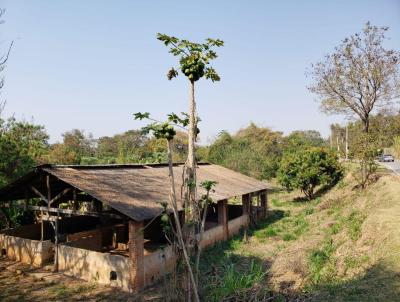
308,240,336,284
346,211,365,241
206,260,265,301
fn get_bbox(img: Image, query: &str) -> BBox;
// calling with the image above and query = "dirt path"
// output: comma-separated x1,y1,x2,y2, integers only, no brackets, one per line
0,259,165,302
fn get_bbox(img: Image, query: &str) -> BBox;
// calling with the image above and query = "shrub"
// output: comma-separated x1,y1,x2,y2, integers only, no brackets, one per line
277,148,343,200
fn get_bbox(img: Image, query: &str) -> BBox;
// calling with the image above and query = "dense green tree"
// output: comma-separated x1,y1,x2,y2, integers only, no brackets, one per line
277,148,343,200
0,116,49,186
0,115,49,228
208,124,284,179
47,129,94,164
284,130,325,153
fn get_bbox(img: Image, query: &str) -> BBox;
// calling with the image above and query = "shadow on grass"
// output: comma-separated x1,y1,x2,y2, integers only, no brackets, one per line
307,261,400,302
198,211,289,302
198,231,274,301
292,181,339,203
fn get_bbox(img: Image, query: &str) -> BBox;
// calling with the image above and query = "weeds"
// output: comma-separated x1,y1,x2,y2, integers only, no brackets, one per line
346,211,366,241
344,255,370,273
308,239,337,285
254,212,309,241
205,260,265,301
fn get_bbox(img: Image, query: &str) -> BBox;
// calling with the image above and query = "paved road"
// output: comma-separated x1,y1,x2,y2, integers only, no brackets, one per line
380,159,400,176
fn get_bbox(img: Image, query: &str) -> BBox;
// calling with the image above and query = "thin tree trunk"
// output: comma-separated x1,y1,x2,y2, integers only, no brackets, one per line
187,80,197,220
167,139,200,302
195,191,210,285
345,125,349,161
185,80,198,300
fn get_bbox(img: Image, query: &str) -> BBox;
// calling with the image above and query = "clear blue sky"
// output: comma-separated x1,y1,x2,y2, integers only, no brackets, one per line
1,0,399,144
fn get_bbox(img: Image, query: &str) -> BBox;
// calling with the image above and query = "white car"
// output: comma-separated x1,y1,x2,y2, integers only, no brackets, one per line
379,154,395,162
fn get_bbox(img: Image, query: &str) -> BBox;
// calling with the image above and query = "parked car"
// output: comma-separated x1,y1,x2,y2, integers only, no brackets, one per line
379,154,395,162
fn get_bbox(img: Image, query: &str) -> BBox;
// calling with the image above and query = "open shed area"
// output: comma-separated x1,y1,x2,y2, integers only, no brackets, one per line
0,163,268,292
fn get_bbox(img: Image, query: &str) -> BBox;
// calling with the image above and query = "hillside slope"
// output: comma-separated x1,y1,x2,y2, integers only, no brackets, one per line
200,167,400,301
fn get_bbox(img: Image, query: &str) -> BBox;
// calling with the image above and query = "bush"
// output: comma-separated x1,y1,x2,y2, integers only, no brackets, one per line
277,148,343,200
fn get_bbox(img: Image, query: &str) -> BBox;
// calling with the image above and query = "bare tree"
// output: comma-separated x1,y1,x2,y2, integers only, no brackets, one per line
308,22,400,133
308,23,400,187
0,9,13,93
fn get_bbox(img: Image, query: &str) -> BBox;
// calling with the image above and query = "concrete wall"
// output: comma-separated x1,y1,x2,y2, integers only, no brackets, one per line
51,213,249,291
58,243,130,290
0,233,53,266
143,245,177,287
199,225,224,249
228,215,248,236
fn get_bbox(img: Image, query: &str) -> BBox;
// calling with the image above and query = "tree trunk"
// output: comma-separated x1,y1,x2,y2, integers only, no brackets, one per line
187,80,197,220
166,139,200,302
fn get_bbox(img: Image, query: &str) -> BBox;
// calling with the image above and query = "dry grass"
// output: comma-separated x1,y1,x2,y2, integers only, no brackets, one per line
199,166,400,301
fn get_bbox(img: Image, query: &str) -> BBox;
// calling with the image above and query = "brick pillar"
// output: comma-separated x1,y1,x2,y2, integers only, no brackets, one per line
260,190,267,219
129,220,144,292
218,199,228,240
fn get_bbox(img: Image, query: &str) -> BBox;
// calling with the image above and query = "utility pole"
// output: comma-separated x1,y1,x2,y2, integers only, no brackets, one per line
345,125,349,161
337,135,340,154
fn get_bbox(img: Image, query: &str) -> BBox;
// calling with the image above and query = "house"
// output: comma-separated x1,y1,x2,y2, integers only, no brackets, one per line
0,163,268,292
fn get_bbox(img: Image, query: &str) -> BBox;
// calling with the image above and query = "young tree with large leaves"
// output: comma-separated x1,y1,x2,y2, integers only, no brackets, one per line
157,34,223,225
308,23,400,187
134,112,216,302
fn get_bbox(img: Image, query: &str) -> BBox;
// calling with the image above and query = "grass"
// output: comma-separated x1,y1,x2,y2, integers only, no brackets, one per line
344,255,370,272
47,282,97,299
205,260,265,302
346,211,366,241
254,211,309,242
308,239,337,285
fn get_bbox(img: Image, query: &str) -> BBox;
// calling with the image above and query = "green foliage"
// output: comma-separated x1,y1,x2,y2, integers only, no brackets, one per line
200,180,217,192
308,240,337,284
346,211,366,241
278,148,343,200
205,260,265,301
284,130,325,153
0,116,49,186
157,33,224,82
394,136,400,158
254,211,309,241
208,124,285,179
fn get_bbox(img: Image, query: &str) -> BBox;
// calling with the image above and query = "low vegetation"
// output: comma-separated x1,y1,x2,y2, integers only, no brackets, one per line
196,165,400,301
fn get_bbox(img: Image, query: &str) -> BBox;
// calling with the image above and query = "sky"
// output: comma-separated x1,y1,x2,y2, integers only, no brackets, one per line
0,0,399,144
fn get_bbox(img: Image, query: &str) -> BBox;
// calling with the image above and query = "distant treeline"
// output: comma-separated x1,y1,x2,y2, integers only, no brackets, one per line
1,113,400,188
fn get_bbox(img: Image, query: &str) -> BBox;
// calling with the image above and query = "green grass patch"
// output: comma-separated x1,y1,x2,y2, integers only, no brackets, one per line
48,284,69,298
308,240,337,285
346,211,366,241
271,198,286,207
254,211,309,241
205,260,265,302
344,255,370,272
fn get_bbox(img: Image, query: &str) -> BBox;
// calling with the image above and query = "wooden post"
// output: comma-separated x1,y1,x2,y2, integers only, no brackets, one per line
46,175,51,208
260,190,267,219
129,220,144,293
242,194,250,216
54,212,59,272
218,199,228,240
40,210,44,241
73,188,77,210
242,194,250,242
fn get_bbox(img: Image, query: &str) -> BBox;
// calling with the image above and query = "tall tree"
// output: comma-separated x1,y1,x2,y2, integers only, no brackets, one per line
308,22,400,133
157,34,223,222
308,23,400,187
156,34,223,301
